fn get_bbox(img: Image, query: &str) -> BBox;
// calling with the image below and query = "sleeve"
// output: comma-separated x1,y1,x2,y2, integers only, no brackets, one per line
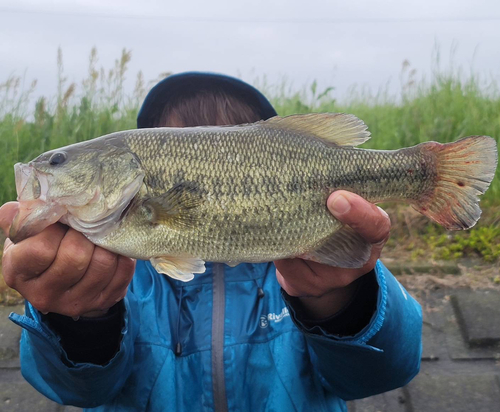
8,293,140,408
283,260,422,400
43,302,124,365
283,269,379,337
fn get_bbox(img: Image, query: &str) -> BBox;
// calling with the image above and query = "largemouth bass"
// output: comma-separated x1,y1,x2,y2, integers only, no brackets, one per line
10,113,498,281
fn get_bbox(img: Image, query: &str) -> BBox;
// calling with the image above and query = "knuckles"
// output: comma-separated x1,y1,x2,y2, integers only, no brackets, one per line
28,241,58,271
90,248,118,273
117,256,136,278
64,305,87,319
58,239,93,272
2,266,17,289
7,227,66,278
340,196,392,245
372,213,391,245
29,295,55,314
90,292,117,314
1,229,129,317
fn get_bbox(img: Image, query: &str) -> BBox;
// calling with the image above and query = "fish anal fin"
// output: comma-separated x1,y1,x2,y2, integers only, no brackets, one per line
262,113,371,147
224,261,241,267
301,225,372,269
144,183,204,230
151,256,206,282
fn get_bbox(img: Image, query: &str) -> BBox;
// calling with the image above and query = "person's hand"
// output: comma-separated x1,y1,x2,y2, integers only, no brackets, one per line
0,202,135,318
274,191,390,320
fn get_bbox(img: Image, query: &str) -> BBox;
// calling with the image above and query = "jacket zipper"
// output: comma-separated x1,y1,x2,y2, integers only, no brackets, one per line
212,263,228,412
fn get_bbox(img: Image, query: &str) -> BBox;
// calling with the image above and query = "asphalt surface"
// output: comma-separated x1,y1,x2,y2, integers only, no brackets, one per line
0,287,499,411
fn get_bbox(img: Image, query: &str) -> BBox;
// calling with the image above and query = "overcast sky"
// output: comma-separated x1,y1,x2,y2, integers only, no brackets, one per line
1,0,500,104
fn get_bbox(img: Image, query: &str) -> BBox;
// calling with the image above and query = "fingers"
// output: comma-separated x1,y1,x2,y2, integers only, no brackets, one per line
327,191,391,245
0,202,19,236
276,191,391,299
100,256,135,304
275,257,363,298
66,253,135,317
27,246,134,318
66,247,119,308
1,209,135,317
4,224,68,285
41,229,95,290
275,259,315,297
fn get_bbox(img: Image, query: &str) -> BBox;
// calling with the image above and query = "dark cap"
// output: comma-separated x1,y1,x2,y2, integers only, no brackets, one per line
137,71,277,129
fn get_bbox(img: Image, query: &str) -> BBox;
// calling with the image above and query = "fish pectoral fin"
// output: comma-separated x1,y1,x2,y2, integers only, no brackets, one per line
151,256,206,282
301,225,372,269
261,113,371,147
144,183,204,230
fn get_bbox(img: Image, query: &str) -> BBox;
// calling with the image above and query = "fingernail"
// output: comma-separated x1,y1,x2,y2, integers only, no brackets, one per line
330,194,351,216
377,206,390,220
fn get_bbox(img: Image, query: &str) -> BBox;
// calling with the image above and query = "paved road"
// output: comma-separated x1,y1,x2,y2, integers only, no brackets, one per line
0,288,499,411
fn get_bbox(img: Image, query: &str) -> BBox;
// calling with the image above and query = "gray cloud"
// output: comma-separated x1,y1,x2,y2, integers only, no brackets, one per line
1,0,499,104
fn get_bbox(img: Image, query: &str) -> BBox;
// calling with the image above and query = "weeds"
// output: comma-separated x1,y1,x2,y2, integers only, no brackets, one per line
382,205,500,263
0,48,499,265
0,48,146,204
424,225,500,262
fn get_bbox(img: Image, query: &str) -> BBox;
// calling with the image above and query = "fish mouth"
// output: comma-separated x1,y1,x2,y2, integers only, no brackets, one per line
14,163,31,196
10,164,66,243
10,162,145,243
14,163,50,202
9,199,66,243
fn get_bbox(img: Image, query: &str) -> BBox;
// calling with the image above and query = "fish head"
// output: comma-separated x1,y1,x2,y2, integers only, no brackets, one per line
10,141,145,243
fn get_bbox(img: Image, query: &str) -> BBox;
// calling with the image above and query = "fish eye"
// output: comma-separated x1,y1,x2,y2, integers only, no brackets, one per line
49,152,67,166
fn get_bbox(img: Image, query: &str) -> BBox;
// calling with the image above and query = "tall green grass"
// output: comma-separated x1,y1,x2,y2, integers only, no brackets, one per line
1,49,499,206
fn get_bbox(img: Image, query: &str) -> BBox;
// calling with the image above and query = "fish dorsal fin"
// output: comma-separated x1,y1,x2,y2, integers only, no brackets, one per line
144,183,204,230
151,256,206,281
262,113,371,147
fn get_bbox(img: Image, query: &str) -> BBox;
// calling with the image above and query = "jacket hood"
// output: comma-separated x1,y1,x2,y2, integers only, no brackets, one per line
137,71,277,128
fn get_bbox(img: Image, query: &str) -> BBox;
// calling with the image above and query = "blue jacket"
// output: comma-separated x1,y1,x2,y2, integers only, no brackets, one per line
10,260,422,411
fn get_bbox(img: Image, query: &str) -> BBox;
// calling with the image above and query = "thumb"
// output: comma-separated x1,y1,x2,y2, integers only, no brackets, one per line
0,202,19,237
327,191,390,244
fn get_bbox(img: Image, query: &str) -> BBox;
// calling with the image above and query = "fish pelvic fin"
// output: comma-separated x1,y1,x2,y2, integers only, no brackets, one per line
301,225,372,269
151,256,206,282
261,113,371,147
413,136,498,230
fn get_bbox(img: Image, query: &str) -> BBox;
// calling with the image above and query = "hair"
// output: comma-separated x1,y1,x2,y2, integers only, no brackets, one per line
154,86,263,128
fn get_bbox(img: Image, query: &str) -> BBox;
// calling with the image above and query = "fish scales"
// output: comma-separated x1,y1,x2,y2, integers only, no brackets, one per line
101,126,338,262
96,126,433,263
10,113,497,280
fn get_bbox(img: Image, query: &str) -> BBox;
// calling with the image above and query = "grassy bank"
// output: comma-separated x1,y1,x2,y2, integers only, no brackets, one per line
2,50,499,205
0,49,499,265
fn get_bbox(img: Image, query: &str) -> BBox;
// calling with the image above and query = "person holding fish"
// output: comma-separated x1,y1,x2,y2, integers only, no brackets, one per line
0,71,495,411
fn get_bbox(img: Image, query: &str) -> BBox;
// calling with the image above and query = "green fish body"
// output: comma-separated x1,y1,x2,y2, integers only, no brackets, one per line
11,113,498,281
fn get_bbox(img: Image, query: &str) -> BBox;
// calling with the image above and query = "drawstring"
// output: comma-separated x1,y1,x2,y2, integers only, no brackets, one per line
175,285,184,356
253,279,265,300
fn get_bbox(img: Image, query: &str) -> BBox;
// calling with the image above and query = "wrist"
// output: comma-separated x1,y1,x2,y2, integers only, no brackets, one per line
80,309,111,318
283,271,379,337
297,280,360,320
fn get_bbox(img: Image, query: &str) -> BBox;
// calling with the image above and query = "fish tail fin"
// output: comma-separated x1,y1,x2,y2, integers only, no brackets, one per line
412,136,497,230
